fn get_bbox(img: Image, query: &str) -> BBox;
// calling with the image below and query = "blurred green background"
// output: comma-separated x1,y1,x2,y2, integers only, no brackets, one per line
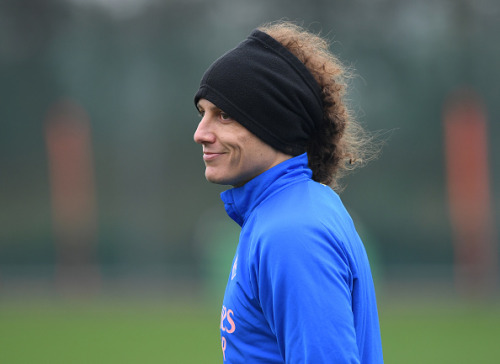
1,0,499,362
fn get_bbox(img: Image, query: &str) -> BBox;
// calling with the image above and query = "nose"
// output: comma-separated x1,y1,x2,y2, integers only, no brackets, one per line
194,116,215,145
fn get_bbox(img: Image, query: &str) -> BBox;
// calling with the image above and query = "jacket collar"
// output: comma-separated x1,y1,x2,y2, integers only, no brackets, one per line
220,153,312,227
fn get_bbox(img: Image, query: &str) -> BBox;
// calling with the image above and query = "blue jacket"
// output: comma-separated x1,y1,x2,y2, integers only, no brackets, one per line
219,153,383,363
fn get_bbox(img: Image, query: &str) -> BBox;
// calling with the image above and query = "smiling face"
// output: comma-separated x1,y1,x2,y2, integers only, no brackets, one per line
194,99,291,187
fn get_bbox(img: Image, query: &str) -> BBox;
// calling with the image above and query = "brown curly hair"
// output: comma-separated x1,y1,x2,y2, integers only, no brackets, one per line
259,21,377,189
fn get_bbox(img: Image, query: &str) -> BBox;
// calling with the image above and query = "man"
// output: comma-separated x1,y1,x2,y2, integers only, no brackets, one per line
193,21,383,363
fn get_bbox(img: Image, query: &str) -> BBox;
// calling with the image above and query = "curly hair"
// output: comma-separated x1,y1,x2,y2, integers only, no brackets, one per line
259,21,377,189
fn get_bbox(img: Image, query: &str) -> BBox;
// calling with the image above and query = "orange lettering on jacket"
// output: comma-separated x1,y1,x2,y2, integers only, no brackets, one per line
221,336,227,361
220,305,237,361
220,305,236,334
225,309,235,333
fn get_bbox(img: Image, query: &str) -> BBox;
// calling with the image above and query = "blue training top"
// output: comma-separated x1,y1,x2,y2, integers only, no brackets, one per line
219,153,383,363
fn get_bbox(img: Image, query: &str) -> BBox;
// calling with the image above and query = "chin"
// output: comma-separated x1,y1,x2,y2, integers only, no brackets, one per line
205,171,233,186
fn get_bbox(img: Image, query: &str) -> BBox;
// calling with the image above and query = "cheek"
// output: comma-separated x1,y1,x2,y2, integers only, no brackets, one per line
239,142,266,170
224,127,265,168
227,135,249,160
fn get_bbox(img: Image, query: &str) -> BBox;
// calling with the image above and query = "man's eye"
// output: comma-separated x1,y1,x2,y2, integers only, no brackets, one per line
198,110,205,117
220,112,231,120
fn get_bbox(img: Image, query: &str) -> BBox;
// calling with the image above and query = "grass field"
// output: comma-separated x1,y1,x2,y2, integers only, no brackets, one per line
1,298,499,363
379,300,500,364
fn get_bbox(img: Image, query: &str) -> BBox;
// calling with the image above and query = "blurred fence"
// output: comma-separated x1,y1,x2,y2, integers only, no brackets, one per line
1,0,499,301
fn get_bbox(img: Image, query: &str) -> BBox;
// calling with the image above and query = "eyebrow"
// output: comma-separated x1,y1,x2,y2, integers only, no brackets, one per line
196,103,224,113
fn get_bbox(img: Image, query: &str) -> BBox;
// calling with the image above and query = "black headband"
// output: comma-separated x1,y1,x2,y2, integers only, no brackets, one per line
194,29,323,156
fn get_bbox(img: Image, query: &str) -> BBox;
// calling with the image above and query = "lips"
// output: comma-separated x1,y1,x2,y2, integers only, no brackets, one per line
203,152,224,161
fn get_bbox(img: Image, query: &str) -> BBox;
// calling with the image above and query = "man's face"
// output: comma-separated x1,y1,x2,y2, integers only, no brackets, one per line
194,99,290,186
